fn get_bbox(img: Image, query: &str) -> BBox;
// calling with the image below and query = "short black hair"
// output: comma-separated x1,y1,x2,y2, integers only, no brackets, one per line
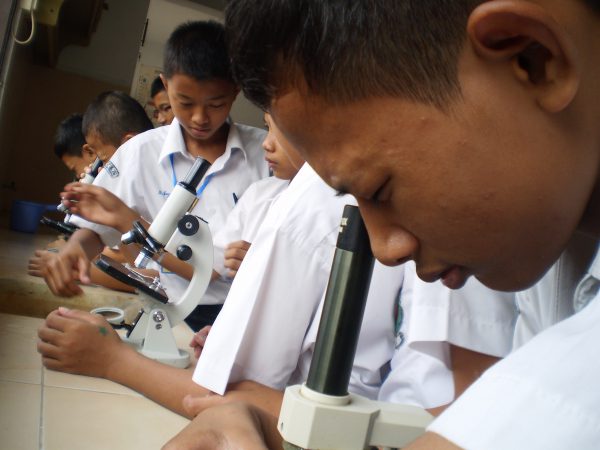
586,0,600,12
163,20,233,82
54,114,85,159
150,76,165,98
82,91,154,146
226,0,598,110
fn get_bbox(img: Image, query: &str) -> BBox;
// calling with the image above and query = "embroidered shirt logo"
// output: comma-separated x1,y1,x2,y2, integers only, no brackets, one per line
104,161,120,178
158,190,170,198
394,290,405,349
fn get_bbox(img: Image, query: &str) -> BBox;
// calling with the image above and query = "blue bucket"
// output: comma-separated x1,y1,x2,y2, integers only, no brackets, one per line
10,200,57,233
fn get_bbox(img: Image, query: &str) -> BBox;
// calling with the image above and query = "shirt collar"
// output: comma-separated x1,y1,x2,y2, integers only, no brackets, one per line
588,243,600,280
224,120,247,162
573,242,600,312
157,118,247,165
158,118,189,163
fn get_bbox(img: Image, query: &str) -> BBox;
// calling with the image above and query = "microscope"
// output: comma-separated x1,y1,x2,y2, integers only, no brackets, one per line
42,157,105,236
92,157,214,368
57,157,103,214
278,205,432,449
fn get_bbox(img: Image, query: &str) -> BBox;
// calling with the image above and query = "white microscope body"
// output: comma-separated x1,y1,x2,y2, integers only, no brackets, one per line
94,158,213,368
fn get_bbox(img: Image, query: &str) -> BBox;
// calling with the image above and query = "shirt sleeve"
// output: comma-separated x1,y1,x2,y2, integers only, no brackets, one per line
428,292,600,450
405,263,518,359
193,220,335,394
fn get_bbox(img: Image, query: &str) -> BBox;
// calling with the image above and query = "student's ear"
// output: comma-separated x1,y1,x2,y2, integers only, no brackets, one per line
467,0,580,112
159,74,168,92
120,133,136,145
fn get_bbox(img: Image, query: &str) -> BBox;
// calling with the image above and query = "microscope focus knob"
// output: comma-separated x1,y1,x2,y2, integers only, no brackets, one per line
177,245,193,261
178,215,200,236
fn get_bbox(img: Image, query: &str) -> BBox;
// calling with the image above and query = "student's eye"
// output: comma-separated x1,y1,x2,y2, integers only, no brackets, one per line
208,103,226,109
179,102,193,108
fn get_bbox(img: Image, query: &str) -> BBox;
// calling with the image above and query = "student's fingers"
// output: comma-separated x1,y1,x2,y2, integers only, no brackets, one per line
198,325,212,337
224,241,251,257
59,306,108,327
37,339,62,361
76,256,91,285
224,257,243,272
41,355,67,372
37,324,63,346
43,255,82,296
28,258,44,277
228,240,251,251
44,308,79,333
63,181,81,191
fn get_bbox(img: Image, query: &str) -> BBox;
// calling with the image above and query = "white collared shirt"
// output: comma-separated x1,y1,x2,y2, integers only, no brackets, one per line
429,241,600,449
194,164,357,394
376,262,517,409
513,232,597,348
212,176,289,277
289,262,403,400
70,118,269,305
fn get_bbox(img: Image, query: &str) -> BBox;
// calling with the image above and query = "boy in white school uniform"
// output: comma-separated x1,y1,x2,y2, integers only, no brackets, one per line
36,21,271,418
181,122,516,422
210,112,305,282
167,1,600,448
40,21,269,331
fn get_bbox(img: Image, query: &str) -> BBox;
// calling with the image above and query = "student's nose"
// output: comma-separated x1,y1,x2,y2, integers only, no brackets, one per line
357,199,418,266
262,134,275,153
157,112,167,125
192,106,209,125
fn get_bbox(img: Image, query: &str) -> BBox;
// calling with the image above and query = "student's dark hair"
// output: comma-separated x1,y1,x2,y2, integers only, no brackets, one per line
585,0,600,12
225,0,482,109
150,76,165,98
54,114,85,159
163,20,232,82
82,91,153,146
226,0,599,110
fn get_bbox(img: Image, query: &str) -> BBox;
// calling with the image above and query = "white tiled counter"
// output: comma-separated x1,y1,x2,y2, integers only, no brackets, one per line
0,313,193,450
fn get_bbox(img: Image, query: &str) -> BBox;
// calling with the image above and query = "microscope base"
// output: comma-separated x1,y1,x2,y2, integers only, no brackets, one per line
278,384,432,449
124,307,191,369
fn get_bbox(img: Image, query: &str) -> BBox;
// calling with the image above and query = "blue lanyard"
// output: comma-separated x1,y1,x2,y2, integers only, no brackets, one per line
170,153,214,196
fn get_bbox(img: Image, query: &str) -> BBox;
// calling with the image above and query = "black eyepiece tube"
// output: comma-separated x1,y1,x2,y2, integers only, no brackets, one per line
88,157,104,178
180,157,212,194
305,204,375,396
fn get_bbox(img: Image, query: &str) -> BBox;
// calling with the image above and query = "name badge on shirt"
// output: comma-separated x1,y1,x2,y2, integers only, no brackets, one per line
104,161,120,178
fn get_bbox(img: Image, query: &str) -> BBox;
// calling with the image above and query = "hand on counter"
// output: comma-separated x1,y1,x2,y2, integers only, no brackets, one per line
37,307,123,378
40,228,104,297
28,249,77,279
162,402,273,450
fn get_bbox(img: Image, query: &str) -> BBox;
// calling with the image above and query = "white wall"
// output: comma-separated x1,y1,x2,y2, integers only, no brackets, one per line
131,0,264,128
